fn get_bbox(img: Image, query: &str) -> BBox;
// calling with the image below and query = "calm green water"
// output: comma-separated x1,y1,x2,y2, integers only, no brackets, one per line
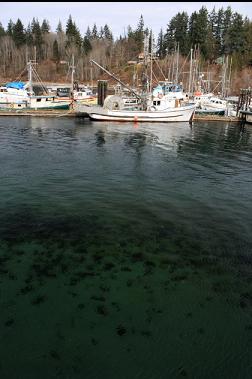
0,117,252,378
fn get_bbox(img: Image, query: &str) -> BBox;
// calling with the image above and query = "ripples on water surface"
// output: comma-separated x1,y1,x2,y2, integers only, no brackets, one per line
0,117,252,378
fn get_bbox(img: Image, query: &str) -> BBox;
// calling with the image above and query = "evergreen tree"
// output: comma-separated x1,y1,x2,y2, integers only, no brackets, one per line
66,15,82,48
127,25,133,39
137,14,144,33
189,6,209,57
215,7,224,55
13,18,25,47
0,22,5,37
25,23,33,46
85,26,91,39
56,20,63,34
7,19,14,36
209,6,221,56
164,12,189,55
31,18,43,59
41,19,50,34
91,23,98,39
33,21,43,46
53,39,60,61
31,17,38,33
99,26,104,39
243,17,252,64
222,6,233,54
157,28,166,58
83,35,92,55
66,15,75,36
204,19,216,61
134,14,145,51
224,12,244,54
164,21,175,54
175,12,189,55
104,24,113,40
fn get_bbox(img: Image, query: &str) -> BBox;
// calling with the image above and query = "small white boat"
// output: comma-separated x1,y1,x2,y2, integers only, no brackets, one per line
0,81,30,103
193,92,214,107
55,85,97,105
73,86,96,102
200,97,227,111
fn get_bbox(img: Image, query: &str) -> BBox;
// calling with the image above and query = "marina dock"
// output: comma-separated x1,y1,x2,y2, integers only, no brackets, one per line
0,108,241,122
0,109,76,117
193,114,240,122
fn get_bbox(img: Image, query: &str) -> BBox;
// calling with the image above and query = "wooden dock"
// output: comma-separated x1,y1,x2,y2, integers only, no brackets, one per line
0,109,76,117
0,109,241,123
193,114,240,122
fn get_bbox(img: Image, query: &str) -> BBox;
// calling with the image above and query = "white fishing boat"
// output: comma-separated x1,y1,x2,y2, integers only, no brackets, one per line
200,96,227,110
75,58,196,123
0,81,30,104
78,102,195,122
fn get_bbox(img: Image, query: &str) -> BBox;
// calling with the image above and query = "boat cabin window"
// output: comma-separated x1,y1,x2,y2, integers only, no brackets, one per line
125,99,138,104
153,101,161,106
36,98,41,102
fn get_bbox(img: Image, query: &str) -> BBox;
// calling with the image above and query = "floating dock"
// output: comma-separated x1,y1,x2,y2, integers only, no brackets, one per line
0,109,241,123
193,114,240,122
0,109,76,117
239,110,252,124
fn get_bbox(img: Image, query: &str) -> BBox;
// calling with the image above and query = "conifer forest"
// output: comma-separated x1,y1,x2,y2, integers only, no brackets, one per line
0,6,251,94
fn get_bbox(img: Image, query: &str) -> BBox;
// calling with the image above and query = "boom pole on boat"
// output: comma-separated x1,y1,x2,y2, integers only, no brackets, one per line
90,59,141,100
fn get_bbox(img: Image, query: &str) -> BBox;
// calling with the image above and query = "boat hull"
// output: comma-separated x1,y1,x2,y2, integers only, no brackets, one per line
195,109,225,116
77,104,195,122
29,103,70,110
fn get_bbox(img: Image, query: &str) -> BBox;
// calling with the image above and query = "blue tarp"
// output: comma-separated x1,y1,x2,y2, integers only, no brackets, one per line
6,81,25,89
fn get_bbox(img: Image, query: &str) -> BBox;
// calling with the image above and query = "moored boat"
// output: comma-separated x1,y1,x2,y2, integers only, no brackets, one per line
75,57,196,123
78,103,195,122
0,61,71,110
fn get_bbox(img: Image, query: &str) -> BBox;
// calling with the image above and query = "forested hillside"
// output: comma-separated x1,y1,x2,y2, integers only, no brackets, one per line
0,6,251,94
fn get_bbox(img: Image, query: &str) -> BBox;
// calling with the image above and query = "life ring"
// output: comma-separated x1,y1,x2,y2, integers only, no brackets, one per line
158,93,163,99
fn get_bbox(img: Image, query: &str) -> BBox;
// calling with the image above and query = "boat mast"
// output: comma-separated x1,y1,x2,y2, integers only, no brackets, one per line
70,54,75,92
188,48,193,96
27,60,33,94
150,32,153,95
227,57,232,98
175,42,179,84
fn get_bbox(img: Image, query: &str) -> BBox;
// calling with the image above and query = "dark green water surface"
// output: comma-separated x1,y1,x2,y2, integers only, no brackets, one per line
0,117,251,378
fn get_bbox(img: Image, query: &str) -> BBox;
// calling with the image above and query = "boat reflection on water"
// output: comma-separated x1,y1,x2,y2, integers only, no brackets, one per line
89,121,195,153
